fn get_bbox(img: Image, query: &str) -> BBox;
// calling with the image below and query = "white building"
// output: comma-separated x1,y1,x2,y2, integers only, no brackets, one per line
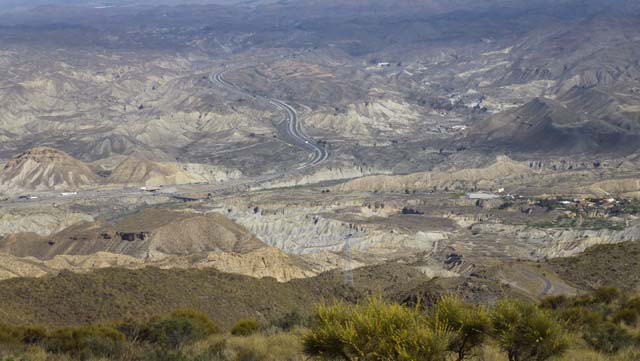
467,192,501,200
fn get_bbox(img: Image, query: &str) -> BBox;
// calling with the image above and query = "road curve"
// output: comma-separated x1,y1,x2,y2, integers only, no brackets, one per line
211,69,328,170
0,69,330,207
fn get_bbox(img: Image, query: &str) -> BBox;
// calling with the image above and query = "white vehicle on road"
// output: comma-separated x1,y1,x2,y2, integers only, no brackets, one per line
18,195,39,200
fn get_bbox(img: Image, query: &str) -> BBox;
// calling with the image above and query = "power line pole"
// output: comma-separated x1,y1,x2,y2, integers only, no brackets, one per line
343,234,354,286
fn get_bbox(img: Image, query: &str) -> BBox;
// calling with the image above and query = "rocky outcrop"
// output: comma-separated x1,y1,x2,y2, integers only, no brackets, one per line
468,221,640,260
227,207,447,256
535,225,640,259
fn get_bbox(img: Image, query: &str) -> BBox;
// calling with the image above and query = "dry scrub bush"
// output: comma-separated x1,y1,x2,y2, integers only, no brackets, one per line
44,325,126,360
434,295,491,361
230,319,261,337
142,309,220,349
582,321,633,354
186,331,305,361
303,297,450,361
491,299,569,361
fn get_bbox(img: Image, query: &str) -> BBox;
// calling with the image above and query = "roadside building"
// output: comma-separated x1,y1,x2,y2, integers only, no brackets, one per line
466,192,501,200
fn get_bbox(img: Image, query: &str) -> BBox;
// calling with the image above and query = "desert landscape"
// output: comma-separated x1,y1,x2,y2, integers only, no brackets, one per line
0,0,640,360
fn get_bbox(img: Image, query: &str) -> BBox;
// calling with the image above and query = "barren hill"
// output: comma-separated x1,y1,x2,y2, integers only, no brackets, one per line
107,157,205,187
0,147,99,192
0,208,266,260
466,98,640,154
336,155,535,192
0,208,326,281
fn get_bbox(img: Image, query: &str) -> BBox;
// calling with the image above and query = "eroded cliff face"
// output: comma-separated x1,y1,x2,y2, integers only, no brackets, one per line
0,208,342,282
225,205,446,257
534,225,640,258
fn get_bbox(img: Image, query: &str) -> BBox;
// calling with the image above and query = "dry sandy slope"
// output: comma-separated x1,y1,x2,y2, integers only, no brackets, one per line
0,147,99,192
0,208,342,282
0,209,266,259
0,146,243,193
0,247,330,282
336,155,535,192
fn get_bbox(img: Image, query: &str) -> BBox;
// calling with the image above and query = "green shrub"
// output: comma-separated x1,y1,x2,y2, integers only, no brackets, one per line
190,337,228,361
44,325,126,359
556,306,603,332
18,326,47,345
235,346,268,361
0,324,23,346
143,308,220,349
623,296,640,312
270,310,307,331
582,321,633,354
592,287,620,304
491,299,568,361
540,295,568,310
303,297,450,361
612,307,639,326
231,319,262,337
186,332,305,361
115,318,147,343
142,349,191,361
434,295,491,361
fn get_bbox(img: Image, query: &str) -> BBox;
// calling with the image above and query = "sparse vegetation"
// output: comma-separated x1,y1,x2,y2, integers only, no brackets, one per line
2,290,640,360
491,299,569,361
231,319,261,337
434,295,491,361
142,308,220,349
303,297,450,361
44,325,126,359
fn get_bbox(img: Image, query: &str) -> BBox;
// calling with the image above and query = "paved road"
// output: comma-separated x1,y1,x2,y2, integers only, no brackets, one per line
211,69,328,170
0,68,330,208
519,267,554,296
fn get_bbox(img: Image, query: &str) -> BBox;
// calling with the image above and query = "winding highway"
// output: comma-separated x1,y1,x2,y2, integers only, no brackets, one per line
0,68,330,208
211,69,329,170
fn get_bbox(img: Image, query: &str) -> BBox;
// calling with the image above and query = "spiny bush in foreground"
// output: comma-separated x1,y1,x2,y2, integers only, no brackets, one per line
434,295,492,361
0,308,220,360
542,289,640,355
3,289,640,360
44,325,126,359
304,297,569,361
140,308,220,349
303,297,450,361
491,299,569,361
